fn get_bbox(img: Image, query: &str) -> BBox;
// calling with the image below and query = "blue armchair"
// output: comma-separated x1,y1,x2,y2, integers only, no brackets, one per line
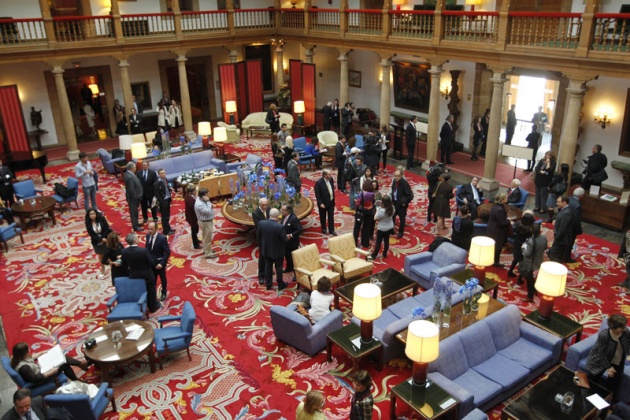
404,241,468,289
270,305,343,356
45,382,116,419
0,223,24,252
354,134,365,150
13,180,43,200
97,148,126,175
2,356,68,397
510,186,529,209
226,153,263,174
52,177,79,211
154,301,196,369
106,277,148,322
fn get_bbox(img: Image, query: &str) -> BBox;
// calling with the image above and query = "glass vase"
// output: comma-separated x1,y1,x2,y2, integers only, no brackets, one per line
472,291,482,312
463,290,473,315
432,297,442,327
442,294,452,329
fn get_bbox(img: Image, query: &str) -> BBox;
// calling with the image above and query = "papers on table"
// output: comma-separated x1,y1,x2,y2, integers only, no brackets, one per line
126,326,145,341
601,193,618,202
586,393,610,410
38,344,66,374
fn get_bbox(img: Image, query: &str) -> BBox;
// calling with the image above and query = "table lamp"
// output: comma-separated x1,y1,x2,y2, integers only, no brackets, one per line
476,293,490,320
468,236,495,286
131,142,147,171
392,0,405,11
213,126,227,158
225,101,237,125
405,320,440,387
198,121,212,149
119,134,133,162
352,283,382,344
465,0,481,11
294,100,305,126
534,261,567,320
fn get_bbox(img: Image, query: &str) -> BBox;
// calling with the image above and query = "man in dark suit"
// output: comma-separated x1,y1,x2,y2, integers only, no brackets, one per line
184,184,201,249
257,208,288,291
391,169,414,238
457,176,484,220
121,232,160,312
405,116,418,169
124,162,143,232
281,204,303,281
440,114,455,164
506,179,522,205
549,196,572,263
334,135,347,193
146,221,171,301
322,101,332,131
315,169,336,236
341,102,353,138
252,198,270,285
2,389,47,420
0,158,15,206
137,161,158,224
567,187,584,263
505,104,516,145
129,108,142,134
154,168,175,235
331,99,340,133
286,152,302,191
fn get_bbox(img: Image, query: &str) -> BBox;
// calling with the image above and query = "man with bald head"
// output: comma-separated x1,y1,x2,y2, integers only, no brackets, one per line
257,208,288,291
252,198,270,285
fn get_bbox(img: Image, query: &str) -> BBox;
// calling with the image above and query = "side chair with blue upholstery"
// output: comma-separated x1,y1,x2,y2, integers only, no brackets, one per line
106,277,148,322
52,177,79,211
13,180,43,200
1,356,68,397
0,223,24,252
154,301,196,369
45,382,116,420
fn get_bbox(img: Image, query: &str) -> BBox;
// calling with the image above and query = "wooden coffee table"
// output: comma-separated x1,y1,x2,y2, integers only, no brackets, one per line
477,203,523,222
83,320,156,383
334,268,418,309
221,197,314,227
11,196,57,231
246,126,270,139
216,152,241,164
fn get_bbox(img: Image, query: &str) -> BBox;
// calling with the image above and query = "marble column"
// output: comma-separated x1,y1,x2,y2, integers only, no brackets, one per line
558,79,588,181
379,57,392,132
51,65,79,160
480,73,507,191
118,59,134,135
275,44,285,89
176,54,195,138
338,50,350,108
424,65,443,168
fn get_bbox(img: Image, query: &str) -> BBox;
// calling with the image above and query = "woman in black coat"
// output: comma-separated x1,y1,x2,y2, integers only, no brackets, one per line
451,205,474,251
102,231,129,286
533,150,556,213
487,192,511,267
266,103,281,134
508,212,534,280
433,173,454,232
85,208,111,278
471,115,484,161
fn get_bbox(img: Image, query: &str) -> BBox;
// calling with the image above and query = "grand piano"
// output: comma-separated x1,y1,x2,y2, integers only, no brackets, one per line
2,150,48,183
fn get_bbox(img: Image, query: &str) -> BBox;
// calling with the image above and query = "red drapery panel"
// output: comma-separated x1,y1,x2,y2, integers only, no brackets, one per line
0,85,29,153
289,60,303,121
218,64,238,124
236,61,247,124
302,64,316,126
246,60,264,114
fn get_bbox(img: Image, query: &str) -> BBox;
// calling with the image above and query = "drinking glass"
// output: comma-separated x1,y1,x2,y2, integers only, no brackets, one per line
561,392,574,413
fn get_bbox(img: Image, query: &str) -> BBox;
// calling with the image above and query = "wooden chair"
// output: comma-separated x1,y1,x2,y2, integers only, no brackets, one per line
327,233,373,282
292,244,340,291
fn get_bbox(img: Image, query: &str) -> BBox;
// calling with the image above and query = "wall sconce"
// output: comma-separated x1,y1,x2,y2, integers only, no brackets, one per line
594,108,612,129
468,236,495,287
405,320,440,387
271,37,285,48
225,101,237,125
534,261,567,320
198,121,212,149
465,0,481,11
88,83,100,97
353,283,382,344
440,83,451,100
213,126,227,158
290,0,298,7
294,100,305,126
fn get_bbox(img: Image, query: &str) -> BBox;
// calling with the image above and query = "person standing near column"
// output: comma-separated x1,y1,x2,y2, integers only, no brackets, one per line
75,152,99,212
480,108,490,157
129,108,142,134
322,101,332,131
379,125,390,172
281,204,302,282
471,116,484,161
257,208,288,291
391,169,413,239
121,232,160,312
195,187,216,259
524,124,542,172
405,116,417,170
440,115,455,164
331,99,341,134
137,161,158,224
184,184,201,250
124,162,143,232
252,198,270,284
341,102,354,138
315,170,337,236
335,135,348,193
154,169,174,235
531,105,548,135
0,158,16,206
146,222,170,301
505,104,517,145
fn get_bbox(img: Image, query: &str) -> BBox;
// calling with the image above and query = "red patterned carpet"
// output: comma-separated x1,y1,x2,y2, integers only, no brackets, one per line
0,136,626,419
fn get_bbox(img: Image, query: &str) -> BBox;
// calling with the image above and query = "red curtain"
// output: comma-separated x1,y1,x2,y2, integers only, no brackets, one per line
218,64,238,124
302,64,316,126
0,85,29,153
246,60,264,113
236,61,246,124
289,60,303,121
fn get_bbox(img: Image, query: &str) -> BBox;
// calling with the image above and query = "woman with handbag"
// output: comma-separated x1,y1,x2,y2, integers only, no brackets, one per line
533,150,556,213
86,208,112,278
266,104,281,134
546,163,569,222
433,173,454,232
353,180,376,248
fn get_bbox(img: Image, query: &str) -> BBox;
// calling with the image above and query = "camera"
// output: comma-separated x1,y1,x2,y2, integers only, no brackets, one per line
84,337,97,349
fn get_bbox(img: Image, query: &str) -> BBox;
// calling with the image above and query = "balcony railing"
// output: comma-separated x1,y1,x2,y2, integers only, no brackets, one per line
390,10,434,39
181,10,227,33
53,16,113,42
443,11,499,43
508,12,582,49
0,18,46,46
234,8,275,29
593,13,630,52
308,8,339,32
120,13,175,37
348,9,383,35
281,8,305,30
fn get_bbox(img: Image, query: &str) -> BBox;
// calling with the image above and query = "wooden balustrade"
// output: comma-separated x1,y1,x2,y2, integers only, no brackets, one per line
443,11,498,43
508,12,582,49
52,16,113,43
0,18,46,45
347,9,382,34
390,10,434,39
280,8,304,30
593,13,630,52
308,9,339,32
181,11,228,32
121,13,175,37
234,8,275,29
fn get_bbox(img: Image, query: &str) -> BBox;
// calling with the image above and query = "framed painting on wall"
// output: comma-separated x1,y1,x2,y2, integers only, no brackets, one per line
131,82,152,112
393,62,431,113
349,70,361,88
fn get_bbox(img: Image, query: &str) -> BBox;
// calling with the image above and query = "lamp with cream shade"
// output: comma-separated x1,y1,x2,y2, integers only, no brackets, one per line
119,134,133,162
465,0,481,11
198,121,212,150
213,126,228,158
225,101,237,125
405,320,440,387
393,0,406,11
468,236,495,286
534,261,567,320
131,142,147,171
352,283,382,344
294,100,305,126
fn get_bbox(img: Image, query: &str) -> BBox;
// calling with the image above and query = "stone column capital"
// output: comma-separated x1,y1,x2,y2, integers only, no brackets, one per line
117,59,130,68
379,58,392,67
337,49,351,59
301,43,316,51
171,49,189,60
50,64,65,74
378,52,393,62
111,54,132,63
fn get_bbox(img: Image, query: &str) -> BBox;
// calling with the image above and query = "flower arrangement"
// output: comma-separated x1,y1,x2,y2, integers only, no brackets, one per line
459,278,479,315
413,276,453,328
229,162,302,211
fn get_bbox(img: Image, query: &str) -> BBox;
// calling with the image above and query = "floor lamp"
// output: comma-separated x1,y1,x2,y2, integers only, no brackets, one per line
119,134,133,162
534,261,567,320
213,126,227,158
225,101,237,125
294,100,305,126
352,283,382,344
405,320,440,387
468,236,495,287
198,121,212,149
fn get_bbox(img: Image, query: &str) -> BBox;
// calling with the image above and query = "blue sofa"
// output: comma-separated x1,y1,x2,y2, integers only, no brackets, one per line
226,153,263,174
351,279,479,362
428,305,562,418
404,242,468,289
565,318,630,403
147,150,226,183
98,148,126,174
